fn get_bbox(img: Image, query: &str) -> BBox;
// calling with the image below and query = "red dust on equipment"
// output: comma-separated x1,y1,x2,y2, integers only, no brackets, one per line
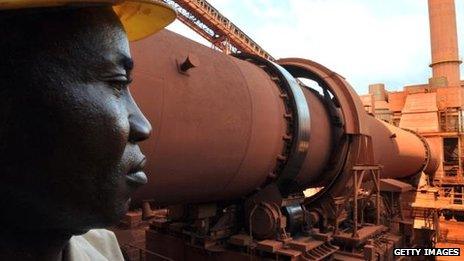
394,248,460,256
111,0,463,260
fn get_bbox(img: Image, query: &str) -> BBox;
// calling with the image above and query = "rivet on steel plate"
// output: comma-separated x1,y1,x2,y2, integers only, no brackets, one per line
179,54,200,72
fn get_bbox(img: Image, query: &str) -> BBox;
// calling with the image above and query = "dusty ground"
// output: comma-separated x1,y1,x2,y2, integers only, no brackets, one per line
437,219,464,261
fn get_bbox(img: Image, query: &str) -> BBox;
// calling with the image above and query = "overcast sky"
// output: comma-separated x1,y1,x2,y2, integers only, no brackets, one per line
166,0,464,95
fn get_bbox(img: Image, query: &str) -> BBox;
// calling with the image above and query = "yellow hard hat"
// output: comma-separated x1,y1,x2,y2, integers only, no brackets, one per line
0,0,177,41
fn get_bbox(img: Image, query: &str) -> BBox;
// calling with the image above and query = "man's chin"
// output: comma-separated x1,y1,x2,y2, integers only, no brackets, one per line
104,197,132,226
72,199,131,232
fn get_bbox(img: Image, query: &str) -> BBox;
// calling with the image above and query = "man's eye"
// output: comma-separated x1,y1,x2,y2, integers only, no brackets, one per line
106,78,133,96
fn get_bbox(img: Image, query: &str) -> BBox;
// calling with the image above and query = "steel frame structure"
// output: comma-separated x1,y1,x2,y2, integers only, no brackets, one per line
163,0,275,61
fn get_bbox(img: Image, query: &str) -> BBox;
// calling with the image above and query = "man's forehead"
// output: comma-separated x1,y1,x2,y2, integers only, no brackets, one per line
0,6,128,50
108,54,134,73
0,6,135,84
101,40,133,72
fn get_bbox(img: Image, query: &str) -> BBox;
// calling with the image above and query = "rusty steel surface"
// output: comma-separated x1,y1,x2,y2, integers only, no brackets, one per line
130,30,287,205
428,0,461,87
278,58,371,136
278,58,439,180
130,30,439,206
369,83,387,102
387,91,407,112
232,54,313,193
368,117,437,178
295,87,334,187
362,0,462,185
399,93,440,132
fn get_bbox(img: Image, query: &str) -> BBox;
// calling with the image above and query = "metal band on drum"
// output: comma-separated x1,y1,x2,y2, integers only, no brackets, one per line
401,128,431,175
234,53,310,195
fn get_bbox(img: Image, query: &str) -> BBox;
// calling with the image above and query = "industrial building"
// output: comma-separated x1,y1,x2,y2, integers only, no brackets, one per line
360,0,463,199
112,0,464,260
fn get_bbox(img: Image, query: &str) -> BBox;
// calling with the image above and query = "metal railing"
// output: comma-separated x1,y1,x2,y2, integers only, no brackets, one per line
163,0,275,61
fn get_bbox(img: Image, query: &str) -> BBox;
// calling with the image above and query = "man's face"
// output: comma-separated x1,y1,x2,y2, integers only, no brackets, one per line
0,7,151,232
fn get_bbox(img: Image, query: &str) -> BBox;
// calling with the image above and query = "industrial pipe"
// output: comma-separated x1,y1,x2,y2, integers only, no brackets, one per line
130,30,439,206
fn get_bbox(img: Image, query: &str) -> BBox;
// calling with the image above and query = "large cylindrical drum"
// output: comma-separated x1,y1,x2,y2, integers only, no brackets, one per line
130,30,438,206
131,30,287,205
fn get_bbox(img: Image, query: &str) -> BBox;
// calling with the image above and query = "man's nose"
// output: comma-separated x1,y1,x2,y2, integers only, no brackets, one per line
127,92,152,143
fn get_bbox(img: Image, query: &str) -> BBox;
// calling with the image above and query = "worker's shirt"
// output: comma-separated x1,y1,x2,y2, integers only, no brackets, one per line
65,229,124,261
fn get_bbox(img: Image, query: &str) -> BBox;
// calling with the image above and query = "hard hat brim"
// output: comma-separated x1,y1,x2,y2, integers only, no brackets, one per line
0,0,177,41
113,0,176,41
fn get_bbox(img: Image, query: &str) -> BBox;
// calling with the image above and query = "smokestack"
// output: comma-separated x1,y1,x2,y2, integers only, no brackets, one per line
428,0,461,87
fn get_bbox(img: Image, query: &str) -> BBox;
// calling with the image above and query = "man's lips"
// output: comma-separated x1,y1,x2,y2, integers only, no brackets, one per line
126,157,148,186
126,171,147,185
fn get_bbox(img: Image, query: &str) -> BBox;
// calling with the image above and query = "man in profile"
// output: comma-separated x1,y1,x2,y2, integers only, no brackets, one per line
0,1,175,260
